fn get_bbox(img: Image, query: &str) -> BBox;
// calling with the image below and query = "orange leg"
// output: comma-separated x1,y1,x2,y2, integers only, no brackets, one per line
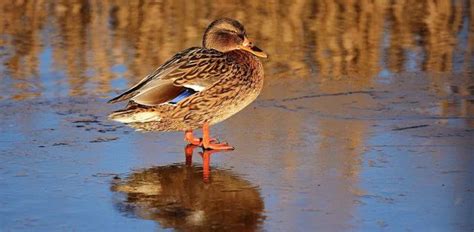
184,126,222,148
184,130,201,146
202,122,234,150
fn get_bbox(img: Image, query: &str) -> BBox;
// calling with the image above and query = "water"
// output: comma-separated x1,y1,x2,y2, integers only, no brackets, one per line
1,1,473,231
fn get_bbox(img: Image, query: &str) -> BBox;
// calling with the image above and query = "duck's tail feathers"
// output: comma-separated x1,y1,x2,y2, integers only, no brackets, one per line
108,106,161,124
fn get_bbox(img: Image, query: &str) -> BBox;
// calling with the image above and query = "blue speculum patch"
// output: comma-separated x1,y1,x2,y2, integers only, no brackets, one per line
169,88,197,104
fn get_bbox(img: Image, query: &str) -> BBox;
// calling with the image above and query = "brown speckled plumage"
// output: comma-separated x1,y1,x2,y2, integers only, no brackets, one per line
108,19,266,133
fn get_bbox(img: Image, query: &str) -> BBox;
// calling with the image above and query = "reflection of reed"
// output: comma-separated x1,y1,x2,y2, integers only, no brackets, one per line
53,1,90,96
424,0,464,72
387,0,425,73
430,78,474,127
1,0,471,100
0,1,47,100
469,0,474,72
312,0,388,80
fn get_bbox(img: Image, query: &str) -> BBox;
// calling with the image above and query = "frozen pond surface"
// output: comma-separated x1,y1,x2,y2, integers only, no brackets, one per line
1,1,473,231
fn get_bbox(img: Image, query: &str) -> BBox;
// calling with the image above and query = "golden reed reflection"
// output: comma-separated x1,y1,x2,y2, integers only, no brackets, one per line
0,0,472,100
111,145,264,231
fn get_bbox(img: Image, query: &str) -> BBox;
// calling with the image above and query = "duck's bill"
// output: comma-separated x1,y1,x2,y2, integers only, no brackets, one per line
240,45,268,58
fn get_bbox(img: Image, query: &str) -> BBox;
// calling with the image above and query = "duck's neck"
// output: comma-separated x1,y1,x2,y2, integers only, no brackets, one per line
225,50,261,66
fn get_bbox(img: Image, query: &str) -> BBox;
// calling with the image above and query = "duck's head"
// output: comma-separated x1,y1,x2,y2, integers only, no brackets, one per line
203,18,267,58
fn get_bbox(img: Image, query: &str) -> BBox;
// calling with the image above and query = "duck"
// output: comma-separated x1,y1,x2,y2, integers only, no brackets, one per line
108,18,267,150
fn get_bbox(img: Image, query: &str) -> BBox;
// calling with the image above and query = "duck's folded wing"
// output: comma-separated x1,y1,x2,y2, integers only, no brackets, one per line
107,47,201,104
107,47,233,106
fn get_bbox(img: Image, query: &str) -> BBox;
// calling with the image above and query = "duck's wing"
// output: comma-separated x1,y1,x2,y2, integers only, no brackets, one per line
108,47,234,106
108,47,200,104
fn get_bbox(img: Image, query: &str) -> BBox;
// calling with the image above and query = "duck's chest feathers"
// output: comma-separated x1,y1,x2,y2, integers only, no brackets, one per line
226,50,264,90
172,50,264,127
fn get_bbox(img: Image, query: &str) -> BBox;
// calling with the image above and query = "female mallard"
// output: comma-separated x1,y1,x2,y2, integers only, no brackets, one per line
108,18,267,150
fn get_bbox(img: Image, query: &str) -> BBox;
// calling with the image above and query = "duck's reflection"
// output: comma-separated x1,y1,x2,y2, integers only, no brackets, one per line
111,145,265,231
